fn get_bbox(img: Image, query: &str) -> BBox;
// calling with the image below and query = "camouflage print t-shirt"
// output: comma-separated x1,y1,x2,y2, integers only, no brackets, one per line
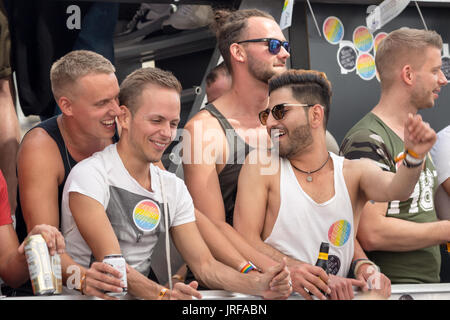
340,112,440,284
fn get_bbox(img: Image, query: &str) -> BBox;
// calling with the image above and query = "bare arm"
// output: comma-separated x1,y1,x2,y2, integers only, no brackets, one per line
234,160,329,299
170,221,291,298
17,130,62,230
234,159,302,267
357,201,450,252
17,131,86,285
69,192,166,299
182,118,276,271
194,208,247,271
442,178,450,196
0,223,65,288
359,114,437,202
0,77,20,216
0,224,28,287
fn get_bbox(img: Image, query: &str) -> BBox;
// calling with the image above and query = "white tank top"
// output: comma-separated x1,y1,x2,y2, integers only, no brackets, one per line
264,153,354,277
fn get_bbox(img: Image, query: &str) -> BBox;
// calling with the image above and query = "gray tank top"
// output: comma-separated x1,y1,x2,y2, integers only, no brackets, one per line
203,104,254,225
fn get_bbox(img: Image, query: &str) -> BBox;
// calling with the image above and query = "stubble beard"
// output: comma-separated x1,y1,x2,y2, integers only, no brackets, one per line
279,124,313,159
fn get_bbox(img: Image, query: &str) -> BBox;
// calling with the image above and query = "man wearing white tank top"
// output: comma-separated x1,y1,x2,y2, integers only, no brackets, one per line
234,69,436,300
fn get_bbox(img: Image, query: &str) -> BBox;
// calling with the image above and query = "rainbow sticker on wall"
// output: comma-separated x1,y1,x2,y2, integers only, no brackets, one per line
322,16,344,45
352,26,374,53
133,199,161,232
356,53,376,81
373,32,388,56
328,220,352,247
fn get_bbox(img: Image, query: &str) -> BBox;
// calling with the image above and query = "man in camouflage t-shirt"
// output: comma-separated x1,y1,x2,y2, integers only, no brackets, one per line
340,28,449,284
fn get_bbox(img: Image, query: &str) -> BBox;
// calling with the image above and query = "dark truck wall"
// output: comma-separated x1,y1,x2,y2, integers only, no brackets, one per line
306,3,450,145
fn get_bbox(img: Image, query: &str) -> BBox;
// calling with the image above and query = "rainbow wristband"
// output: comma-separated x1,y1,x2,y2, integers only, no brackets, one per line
240,262,256,274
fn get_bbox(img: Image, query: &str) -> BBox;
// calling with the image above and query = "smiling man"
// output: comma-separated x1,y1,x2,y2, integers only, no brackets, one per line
234,69,438,299
340,28,449,284
182,9,290,274
11,50,122,296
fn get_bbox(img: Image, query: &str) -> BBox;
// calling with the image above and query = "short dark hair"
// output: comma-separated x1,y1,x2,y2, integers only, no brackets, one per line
211,9,274,73
119,67,182,115
268,69,332,128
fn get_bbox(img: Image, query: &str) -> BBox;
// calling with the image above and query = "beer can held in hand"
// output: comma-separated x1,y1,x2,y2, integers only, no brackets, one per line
24,234,55,295
51,253,62,294
103,254,127,297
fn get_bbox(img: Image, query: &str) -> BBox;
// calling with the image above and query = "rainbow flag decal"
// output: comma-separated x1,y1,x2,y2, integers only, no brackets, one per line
352,26,374,53
356,53,376,81
322,16,344,45
373,32,388,56
133,199,161,232
328,219,352,247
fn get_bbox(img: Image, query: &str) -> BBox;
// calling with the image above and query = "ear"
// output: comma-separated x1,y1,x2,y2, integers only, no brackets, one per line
230,43,246,63
309,104,325,129
117,105,131,130
401,65,414,86
57,96,73,116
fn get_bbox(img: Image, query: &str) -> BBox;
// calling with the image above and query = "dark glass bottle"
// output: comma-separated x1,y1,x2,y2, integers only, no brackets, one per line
315,242,329,273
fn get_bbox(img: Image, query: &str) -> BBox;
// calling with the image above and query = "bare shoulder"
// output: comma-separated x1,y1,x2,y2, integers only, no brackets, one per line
343,157,375,171
342,157,382,193
20,127,60,157
240,149,280,183
182,109,228,165
184,109,221,131
18,128,64,179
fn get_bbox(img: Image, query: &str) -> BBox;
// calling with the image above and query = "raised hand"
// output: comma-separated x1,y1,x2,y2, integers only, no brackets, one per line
404,113,437,158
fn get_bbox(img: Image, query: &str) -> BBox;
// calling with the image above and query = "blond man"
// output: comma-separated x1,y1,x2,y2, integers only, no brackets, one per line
340,28,449,284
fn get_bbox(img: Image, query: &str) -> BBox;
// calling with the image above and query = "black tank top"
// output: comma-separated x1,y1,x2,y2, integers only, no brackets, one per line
15,116,119,242
203,104,253,226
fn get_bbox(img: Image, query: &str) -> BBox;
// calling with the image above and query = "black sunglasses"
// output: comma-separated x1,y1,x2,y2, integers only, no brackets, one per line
259,103,315,125
237,38,290,55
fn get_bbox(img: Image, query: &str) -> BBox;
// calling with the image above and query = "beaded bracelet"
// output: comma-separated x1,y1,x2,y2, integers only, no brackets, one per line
157,288,168,300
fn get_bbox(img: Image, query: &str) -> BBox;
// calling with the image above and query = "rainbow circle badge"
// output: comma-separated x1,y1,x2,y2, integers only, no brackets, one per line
356,53,376,81
352,26,374,53
133,199,161,232
328,219,352,247
373,32,388,56
322,16,344,45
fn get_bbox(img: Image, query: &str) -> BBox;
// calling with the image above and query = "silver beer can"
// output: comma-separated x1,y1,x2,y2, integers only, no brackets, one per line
103,254,127,297
51,253,62,294
24,234,55,295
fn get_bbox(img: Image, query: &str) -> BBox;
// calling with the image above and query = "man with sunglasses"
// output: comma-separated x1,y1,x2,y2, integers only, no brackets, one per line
182,9,291,275
233,69,436,299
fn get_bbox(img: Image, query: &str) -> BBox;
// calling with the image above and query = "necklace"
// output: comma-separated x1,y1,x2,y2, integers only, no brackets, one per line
290,152,330,182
